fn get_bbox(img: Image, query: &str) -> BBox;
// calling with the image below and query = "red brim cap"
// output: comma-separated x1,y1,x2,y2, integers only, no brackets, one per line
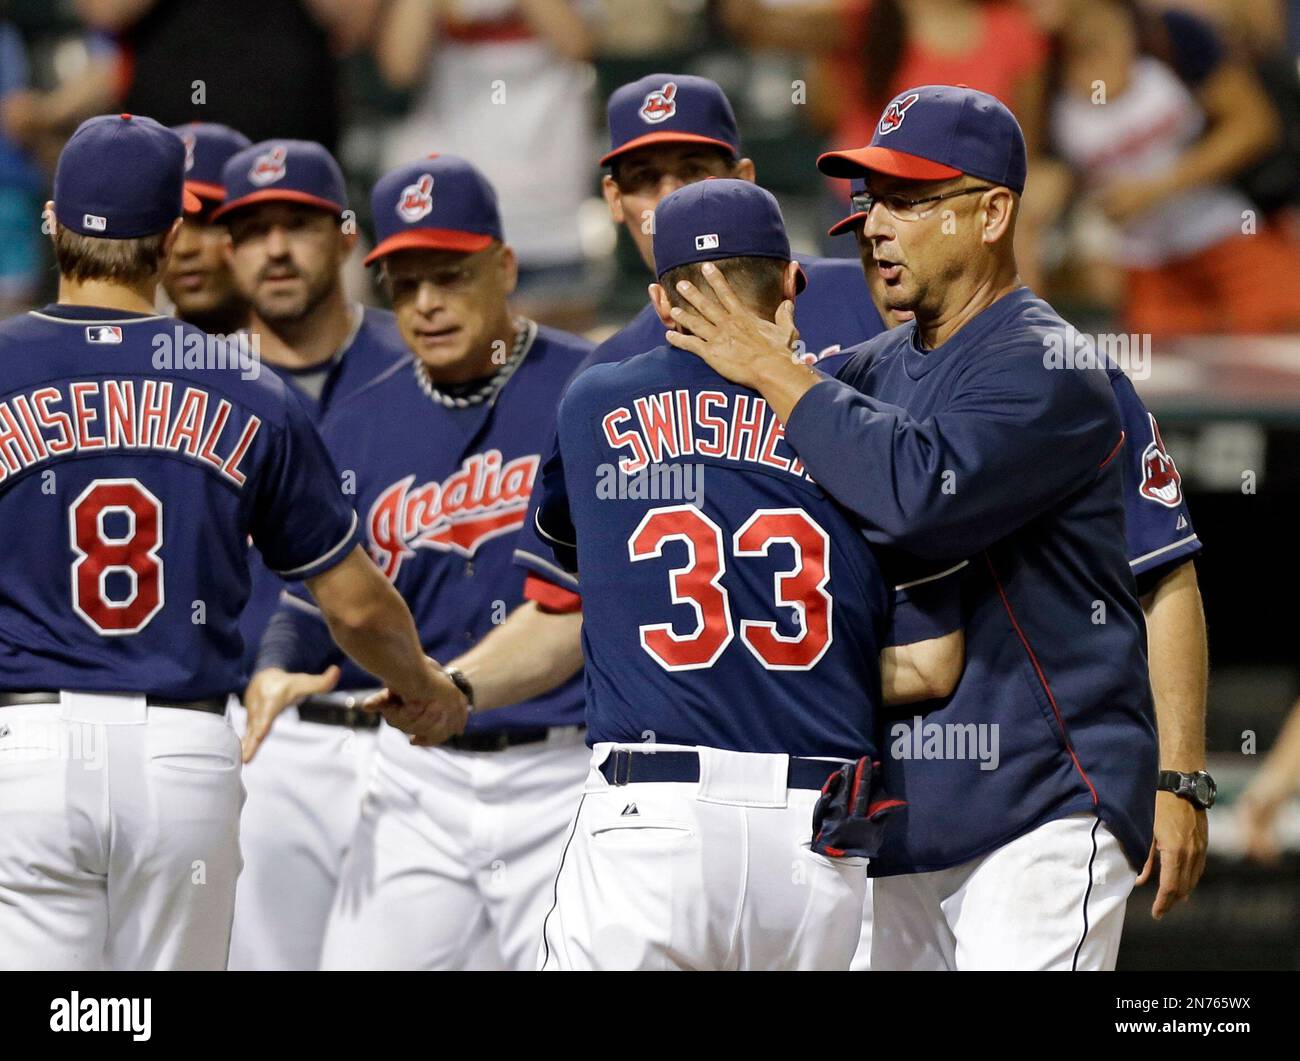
364,228,496,266
827,210,868,237
817,145,962,183
601,131,738,167
185,180,226,205
182,188,204,214
210,188,344,221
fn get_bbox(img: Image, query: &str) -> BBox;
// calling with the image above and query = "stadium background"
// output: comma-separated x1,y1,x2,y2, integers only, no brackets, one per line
2,0,1298,970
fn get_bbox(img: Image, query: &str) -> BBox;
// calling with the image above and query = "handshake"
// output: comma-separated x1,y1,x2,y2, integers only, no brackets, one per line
241,657,470,763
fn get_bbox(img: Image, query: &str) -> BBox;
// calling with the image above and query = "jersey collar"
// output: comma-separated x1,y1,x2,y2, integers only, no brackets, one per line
31,303,164,323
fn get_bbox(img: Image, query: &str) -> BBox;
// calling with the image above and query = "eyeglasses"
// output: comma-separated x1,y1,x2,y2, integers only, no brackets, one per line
850,185,994,222
383,247,495,298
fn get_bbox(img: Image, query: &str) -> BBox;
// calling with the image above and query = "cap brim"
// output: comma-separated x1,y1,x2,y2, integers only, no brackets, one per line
185,180,226,204
210,188,344,221
364,228,496,266
601,131,738,167
793,263,807,294
827,210,868,237
817,146,962,183
182,188,204,215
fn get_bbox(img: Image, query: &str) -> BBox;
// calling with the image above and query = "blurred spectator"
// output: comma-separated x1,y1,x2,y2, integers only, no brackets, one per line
375,0,600,329
0,14,41,313
1032,0,1300,334
1239,697,1300,862
76,0,379,152
721,0,1051,282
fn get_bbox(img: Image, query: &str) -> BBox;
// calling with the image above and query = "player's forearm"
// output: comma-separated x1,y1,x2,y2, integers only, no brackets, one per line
448,601,584,712
880,631,964,705
305,548,432,699
1142,561,1208,772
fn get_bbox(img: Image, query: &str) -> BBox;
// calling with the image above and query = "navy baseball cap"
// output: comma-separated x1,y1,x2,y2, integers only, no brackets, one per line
172,122,252,204
212,140,346,221
53,114,202,238
818,85,1027,234
364,154,504,266
602,73,740,167
653,178,805,293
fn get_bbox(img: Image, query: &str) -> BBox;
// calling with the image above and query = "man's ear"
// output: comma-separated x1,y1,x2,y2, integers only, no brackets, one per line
161,216,184,261
782,260,801,303
601,174,625,224
497,242,519,297
981,188,1017,245
649,283,675,328
734,157,757,184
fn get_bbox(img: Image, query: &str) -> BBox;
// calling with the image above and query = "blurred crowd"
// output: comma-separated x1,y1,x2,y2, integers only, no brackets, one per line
1,0,1299,330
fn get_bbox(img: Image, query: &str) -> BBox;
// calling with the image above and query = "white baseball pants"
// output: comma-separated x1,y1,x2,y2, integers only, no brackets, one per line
319,723,590,970
226,704,377,970
539,743,869,971
0,694,243,971
870,811,1137,970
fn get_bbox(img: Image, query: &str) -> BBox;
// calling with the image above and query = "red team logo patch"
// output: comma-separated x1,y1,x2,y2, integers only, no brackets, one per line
1139,412,1182,508
397,174,435,223
878,93,920,135
367,450,539,578
640,82,678,124
248,145,287,187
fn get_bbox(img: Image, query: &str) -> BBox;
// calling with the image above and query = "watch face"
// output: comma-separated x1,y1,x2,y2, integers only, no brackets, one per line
1194,775,1216,808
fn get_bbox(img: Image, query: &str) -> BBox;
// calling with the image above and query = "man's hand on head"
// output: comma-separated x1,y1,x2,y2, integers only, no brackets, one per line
664,262,821,421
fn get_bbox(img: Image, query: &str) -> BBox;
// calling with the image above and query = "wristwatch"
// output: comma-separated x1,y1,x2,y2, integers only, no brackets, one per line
442,665,475,713
1157,770,1217,809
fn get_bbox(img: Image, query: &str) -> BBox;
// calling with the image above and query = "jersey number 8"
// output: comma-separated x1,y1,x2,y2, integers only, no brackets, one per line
69,478,165,636
628,504,832,672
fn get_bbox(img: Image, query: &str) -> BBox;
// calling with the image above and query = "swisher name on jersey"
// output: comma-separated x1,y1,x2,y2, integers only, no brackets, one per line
0,378,260,487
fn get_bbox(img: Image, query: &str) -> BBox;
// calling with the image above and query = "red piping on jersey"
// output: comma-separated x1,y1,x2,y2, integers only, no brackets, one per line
1098,431,1125,471
523,573,583,614
982,552,1100,806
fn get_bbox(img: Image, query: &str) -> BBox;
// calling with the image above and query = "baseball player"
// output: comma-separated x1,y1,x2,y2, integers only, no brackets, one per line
161,122,252,335
212,140,409,970
525,178,965,971
251,154,595,970
672,85,1159,970
0,114,462,971
456,72,892,762
840,247,1209,970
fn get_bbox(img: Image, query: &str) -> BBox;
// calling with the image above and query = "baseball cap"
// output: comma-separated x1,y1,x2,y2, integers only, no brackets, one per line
653,178,805,293
818,85,1027,235
212,140,346,221
602,73,740,167
53,114,202,238
171,122,253,205
364,154,503,266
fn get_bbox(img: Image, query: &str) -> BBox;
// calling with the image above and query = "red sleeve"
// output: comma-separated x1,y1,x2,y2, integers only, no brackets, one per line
523,573,583,614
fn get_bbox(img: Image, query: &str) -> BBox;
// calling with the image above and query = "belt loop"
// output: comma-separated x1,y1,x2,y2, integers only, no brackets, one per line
615,748,631,786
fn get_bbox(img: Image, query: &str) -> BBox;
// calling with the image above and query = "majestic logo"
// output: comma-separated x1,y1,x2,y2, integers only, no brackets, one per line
367,450,539,578
640,82,678,124
182,132,196,173
1139,412,1182,508
86,326,123,344
397,174,435,223
878,93,920,136
248,145,287,186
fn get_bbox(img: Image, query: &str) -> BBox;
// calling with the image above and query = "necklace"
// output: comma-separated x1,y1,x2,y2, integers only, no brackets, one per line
413,318,536,409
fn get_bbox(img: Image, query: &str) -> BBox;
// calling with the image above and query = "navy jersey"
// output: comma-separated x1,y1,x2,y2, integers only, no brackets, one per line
267,322,593,731
535,344,962,760
0,304,359,699
514,255,885,589
236,306,406,681
784,287,1158,874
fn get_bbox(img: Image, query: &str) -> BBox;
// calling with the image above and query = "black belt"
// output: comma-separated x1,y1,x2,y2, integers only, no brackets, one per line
296,695,382,729
599,748,842,791
0,690,227,715
446,725,584,753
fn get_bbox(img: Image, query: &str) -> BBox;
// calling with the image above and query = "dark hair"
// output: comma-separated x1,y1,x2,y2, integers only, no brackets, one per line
660,256,789,318
53,225,169,285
